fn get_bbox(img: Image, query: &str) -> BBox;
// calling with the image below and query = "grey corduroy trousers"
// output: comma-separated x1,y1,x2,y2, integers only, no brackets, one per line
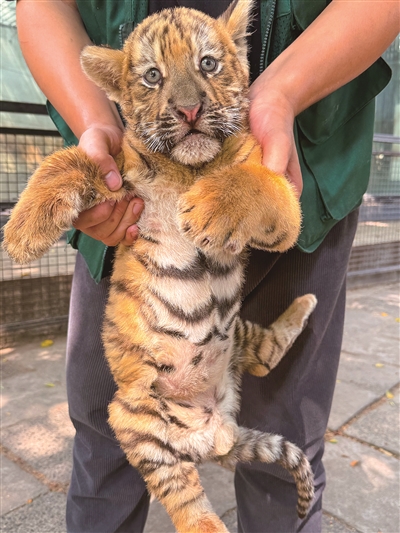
65,209,359,533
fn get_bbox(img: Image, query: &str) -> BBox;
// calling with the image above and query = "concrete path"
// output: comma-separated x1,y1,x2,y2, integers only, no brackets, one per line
1,282,399,533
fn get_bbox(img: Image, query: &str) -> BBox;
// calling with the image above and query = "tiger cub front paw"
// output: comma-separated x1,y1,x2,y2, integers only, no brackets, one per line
177,164,301,255
177,177,249,254
3,147,125,264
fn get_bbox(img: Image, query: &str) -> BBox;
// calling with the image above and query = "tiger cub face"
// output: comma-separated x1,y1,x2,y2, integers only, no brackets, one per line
81,0,253,165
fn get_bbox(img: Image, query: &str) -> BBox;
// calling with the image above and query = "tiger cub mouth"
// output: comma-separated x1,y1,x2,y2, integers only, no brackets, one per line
171,131,221,166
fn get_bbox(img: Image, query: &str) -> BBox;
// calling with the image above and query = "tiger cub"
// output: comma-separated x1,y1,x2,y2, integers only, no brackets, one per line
3,1,316,531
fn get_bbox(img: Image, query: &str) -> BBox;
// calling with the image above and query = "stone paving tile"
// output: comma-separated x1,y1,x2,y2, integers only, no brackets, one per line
344,390,400,456
342,286,399,366
345,284,400,315
341,317,399,365
197,462,236,517
220,508,237,532
328,380,380,431
321,512,361,533
145,497,363,533
1,385,68,430
323,436,399,533
218,509,363,533
0,492,67,533
1,338,68,429
1,402,74,486
336,351,399,395
1,457,47,516
144,500,174,533
144,463,235,533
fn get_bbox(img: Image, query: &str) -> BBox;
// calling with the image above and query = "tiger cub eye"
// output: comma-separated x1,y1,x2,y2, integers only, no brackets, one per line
144,68,162,85
200,57,218,73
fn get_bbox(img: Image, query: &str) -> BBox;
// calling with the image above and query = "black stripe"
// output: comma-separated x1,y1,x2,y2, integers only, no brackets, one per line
152,325,186,339
236,140,258,164
198,251,241,277
144,359,160,370
263,360,271,372
111,279,132,294
212,325,229,341
115,397,165,422
270,326,284,353
195,331,213,346
225,312,239,332
251,231,288,251
159,364,175,373
191,353,203,366
168,415,189,429
133,251,207,280
140,233,160,245
125,137,154,174
252,328,265,365
136,458,163,476
119,430,179,458
216,288,242,320
241,321,250,353
174,401,194,409
176,491,205,511
144,359,175,373
150,290,215,323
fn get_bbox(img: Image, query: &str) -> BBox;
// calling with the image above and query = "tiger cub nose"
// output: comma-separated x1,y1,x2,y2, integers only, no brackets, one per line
176,103,203,125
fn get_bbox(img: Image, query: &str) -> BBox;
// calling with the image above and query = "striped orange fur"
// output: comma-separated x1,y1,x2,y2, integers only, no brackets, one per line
3,1,316,531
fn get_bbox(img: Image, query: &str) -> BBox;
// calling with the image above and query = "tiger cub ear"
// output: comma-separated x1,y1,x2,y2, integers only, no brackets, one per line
219,0,253,70
81,46,125,103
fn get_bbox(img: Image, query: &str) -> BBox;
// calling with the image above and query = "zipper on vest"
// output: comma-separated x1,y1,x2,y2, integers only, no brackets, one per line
259,0,277,74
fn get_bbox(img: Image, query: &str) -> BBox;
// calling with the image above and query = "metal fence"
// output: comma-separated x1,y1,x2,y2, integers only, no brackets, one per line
0,105,77,346
348,134,400,286
1,103,399,345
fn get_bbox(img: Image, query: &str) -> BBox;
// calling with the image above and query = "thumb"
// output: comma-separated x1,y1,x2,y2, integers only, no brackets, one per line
260,130,291,175
79,127,123,191
100,155,123,192
260,132,303,199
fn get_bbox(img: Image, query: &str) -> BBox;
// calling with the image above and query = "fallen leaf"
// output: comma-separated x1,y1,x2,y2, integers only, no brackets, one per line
27,499,33,504
40,339,54,347
381,312,388,317
45,382,55,387
385,391,394,399
396,318,400,323
375,363,384,368
329,439,338,444
350,460,359,467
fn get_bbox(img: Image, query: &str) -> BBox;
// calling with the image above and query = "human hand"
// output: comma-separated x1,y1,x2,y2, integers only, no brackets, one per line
248,82,303,199
74,125,144,246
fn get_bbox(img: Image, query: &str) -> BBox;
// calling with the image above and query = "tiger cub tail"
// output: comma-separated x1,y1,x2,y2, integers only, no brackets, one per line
217,427,314,518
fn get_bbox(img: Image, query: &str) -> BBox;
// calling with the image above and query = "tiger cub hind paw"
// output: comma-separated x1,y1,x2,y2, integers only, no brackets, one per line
214,423,238,457
179,516,229,533
288,294,318,329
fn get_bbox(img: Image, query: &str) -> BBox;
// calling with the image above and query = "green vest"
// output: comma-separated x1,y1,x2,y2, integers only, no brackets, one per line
47,0,391,282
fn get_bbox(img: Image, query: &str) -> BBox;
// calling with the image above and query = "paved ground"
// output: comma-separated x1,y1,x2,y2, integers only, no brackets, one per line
1,282,399,533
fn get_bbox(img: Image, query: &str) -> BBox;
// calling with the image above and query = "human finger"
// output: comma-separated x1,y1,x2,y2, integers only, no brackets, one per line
98,198,144,246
